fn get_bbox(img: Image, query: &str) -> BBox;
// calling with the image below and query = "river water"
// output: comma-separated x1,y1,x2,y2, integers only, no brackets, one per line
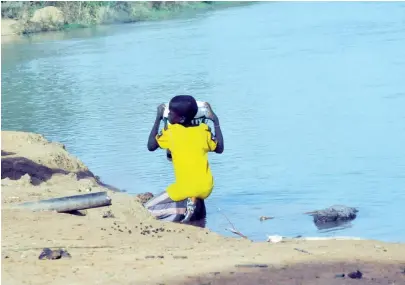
2,2,405,242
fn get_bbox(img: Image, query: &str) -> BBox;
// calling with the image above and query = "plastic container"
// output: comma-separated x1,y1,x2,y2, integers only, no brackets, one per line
163,100,209,119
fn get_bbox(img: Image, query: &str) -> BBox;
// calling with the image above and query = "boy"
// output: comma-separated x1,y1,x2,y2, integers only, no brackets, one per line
147,95,224,223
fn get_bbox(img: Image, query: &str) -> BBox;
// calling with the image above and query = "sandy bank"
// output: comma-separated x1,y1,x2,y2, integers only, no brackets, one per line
1,131,405,285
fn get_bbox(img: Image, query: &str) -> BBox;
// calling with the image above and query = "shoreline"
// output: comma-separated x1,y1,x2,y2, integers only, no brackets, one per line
1,2,248,38
2,130,405,284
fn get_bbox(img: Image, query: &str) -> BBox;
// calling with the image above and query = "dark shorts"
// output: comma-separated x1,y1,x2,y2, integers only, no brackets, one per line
144,191,206,226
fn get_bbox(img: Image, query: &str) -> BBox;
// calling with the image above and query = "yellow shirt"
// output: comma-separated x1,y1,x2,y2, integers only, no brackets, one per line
156,123,217,201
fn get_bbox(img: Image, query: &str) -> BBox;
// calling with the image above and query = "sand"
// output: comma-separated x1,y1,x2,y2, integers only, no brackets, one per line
1,131,405,285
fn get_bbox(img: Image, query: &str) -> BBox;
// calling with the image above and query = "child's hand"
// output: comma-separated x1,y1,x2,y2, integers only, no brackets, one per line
204,102,218,122
156,103,165,120
204,102,223,153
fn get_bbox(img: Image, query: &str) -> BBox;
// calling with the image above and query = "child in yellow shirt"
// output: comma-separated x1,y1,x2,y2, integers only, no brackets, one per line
147,95,224,223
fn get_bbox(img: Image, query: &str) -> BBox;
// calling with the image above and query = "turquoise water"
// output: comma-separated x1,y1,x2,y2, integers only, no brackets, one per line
2,2,405,242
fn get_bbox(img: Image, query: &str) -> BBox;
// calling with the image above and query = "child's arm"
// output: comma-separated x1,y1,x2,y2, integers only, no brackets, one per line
147,104,165,151
212,115,224,154
205,103,224,154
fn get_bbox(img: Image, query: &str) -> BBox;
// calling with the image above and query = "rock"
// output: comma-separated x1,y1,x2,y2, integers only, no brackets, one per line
31,6,64,26
348,270,363,279
306,205,358,228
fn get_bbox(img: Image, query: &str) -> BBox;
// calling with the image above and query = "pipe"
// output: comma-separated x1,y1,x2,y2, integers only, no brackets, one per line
14,191,112,212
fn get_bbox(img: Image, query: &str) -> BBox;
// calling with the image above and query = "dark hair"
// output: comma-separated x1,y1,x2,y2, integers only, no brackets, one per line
169,95,198,123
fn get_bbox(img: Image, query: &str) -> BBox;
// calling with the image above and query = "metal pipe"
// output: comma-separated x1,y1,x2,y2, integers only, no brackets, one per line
14,191,112,212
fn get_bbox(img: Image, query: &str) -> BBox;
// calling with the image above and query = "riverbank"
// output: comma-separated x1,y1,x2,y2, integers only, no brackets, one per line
1,130,405,284
1,1,246,36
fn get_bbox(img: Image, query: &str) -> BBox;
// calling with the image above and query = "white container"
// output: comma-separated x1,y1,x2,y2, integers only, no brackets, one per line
163,100,209,119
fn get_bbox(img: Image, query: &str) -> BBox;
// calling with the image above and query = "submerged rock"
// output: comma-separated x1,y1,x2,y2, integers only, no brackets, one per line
306,205,358,228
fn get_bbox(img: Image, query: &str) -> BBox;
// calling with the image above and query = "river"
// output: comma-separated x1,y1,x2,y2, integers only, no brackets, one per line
2,2,405,242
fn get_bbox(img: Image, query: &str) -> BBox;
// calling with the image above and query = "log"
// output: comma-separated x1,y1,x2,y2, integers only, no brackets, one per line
14,191,112,212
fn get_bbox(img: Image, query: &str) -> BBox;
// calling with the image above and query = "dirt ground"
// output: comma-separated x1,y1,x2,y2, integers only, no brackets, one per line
1,131,405,285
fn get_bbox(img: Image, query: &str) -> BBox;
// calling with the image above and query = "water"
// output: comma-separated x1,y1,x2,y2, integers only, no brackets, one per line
2,2,405,242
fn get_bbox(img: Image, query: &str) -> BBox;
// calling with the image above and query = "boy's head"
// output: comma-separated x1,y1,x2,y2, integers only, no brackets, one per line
168,95,198,125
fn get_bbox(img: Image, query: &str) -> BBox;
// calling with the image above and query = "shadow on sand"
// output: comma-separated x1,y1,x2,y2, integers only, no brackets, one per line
177,261,405,285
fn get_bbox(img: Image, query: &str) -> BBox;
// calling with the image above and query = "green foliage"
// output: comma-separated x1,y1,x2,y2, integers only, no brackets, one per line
1,1,246,34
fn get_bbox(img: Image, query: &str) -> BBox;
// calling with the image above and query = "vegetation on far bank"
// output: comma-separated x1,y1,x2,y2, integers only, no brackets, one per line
1,1,248,35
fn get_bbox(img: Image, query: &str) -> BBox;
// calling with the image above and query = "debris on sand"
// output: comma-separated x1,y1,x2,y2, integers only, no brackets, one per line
102,210,115,218
235,264,268,268
267,235,284,243
294,248,312,255
173,256,188,259
226,228,248,239
38,248,71,260
348,270,363,279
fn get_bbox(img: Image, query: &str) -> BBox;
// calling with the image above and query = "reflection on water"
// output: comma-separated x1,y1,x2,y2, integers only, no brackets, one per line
315,221,353,232
2,2,405,242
